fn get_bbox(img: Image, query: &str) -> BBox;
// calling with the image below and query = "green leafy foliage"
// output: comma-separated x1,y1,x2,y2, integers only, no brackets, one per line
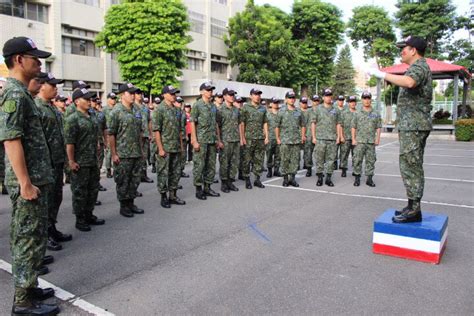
332,45,356,96
95,0,191,94
454,118,474,141
347,5,397,67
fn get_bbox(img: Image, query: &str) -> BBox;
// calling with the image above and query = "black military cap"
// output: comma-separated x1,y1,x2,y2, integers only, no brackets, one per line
2,37,51,58
215,92,223,98
143,97,149,103
270,97,280,104
107,92,117,99
361,91,372,99
261,100,267,105
38,73,64,85
55,94,68,102
222,88,236,96
72,88,95,101
311,94,320,101
285,91,296,98
348,96,357,102
323,88,333,96
337,95,345,101
162,85,180,94
235,96,243,102
396,35,427,53
118,82,139,94
300,96,308,103
176,96,184,103
72,80,90,90
184,103,191,108
200,82,215,91
154,97,161,104
250,88,262,95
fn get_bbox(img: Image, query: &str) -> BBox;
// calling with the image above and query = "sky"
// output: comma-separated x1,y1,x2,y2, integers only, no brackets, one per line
254,0,471,68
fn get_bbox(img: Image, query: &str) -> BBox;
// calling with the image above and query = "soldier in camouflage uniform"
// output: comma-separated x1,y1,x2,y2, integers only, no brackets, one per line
334,95,346,170
340,95,358,177
351,92,382,187
65,88,106,232
276,91,306,187
190,82,223,199
135,92,153,183
240,88,269,189
103,92,117,178
214,92,224,110
1,37,60,315
311,88,342,187
175,96,189,179
150,97,160,173
300,96,315,177
217,88,240,193
265,97,281,178
35,73,73,252
90,97,108,194
369,36,432,223
233,96,245,180
109,83,145,217
152,85,186,208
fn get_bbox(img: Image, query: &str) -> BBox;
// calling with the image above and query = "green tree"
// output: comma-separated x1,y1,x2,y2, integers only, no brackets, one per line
347,5,397,68
291,0,345,95
395,0,458,59
332,45,356,97
445,39,474,70
225,1,294,86
95,0,191,95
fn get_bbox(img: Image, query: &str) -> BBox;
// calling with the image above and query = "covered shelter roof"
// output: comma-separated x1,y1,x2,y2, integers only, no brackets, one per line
381,58,471,80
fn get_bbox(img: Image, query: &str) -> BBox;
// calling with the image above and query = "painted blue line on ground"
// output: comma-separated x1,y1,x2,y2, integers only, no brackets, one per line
248,223,272,243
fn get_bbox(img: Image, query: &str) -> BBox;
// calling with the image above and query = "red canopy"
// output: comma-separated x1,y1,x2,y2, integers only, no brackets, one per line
381,58,471,79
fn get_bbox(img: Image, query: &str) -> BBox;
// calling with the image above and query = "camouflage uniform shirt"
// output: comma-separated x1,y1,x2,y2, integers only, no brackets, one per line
351,108,382,144
0,78,53,186
217,104,240,143
35,97,66,163
151,102,181,153
108,102,143,158
397,58,433,131
190,99,217,144
276,108,305,144
302,109,314,139
266,111,278,141
341,109,356,140
312,105,340,140
64,110,98,166
240,103,268,140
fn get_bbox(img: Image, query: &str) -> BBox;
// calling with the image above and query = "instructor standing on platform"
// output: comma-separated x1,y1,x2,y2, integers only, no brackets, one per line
368,36,432,223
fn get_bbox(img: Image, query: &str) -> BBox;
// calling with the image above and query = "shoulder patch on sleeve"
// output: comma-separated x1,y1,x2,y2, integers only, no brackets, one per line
2,100,17,113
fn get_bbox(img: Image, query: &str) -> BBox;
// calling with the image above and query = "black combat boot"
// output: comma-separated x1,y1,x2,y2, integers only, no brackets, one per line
254,176,265,188
169,190,186,205
36,265,49,276
75,216,92,231
161,193,171,208
41,255,54,266
195,186,207,200
151,164,156,173
46,237,62,251
12,301,59,316
141,175,154,183
106,168,113,178
366,175,376,187
392,199,422,223
181,171,189,178
95,200,102,206
341,168,347,177
221,180,230,193
119,200,134,217
266,167,273,178
228,180,239,191
245,177,253,189
238,170,244,180
395,199,413,216
305,168,312,177
289,174,299,187
98,183,107,191
29,287,55,301
282,175,289,187
273,168,282,177
49,225,72,243
333,161,338,171
204,184,220,197
316,173,324,186
1,182,8,195
353,175,360,186
130,199,144,214
325,174,334,187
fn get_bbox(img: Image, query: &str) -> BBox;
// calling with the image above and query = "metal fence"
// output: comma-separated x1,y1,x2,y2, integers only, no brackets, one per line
375,101,455,124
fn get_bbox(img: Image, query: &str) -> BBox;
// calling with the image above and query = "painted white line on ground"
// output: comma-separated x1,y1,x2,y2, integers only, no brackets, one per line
378,152,473,159
265,184,474,209
375,173,474,183
0,259,114,316
376,140,398,150
377,161,474,169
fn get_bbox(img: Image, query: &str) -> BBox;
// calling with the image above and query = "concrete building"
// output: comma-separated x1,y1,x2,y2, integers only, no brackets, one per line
0,0,290,100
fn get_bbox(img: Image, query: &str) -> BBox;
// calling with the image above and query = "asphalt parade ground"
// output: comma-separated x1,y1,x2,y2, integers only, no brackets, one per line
0,135,473,315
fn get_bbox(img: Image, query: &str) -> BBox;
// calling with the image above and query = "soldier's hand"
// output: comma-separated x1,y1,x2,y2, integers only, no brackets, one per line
276,138,281,145
336,138,341,145
340,137,345,144
352,139,357,146
264,137,269,145
312,138,317,145
375,139,380,146
112,154,120,165
159,149,167,157
241,138,246,146
217,142,224,149
193,141,200,152
69,161,80,172
21,183,40,201
301,136,306,144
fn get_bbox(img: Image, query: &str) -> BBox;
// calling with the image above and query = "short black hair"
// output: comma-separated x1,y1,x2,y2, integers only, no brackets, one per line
4,55,15,69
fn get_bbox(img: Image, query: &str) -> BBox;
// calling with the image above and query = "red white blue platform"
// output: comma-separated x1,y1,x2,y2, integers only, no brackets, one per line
373,209,448,264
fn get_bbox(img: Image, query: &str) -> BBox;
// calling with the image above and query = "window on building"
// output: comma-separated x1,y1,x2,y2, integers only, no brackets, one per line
45,61,52,73
188,10,205,34
211,18,227,38
188,58,204,71
211,54,228,62
211,61,227,74
62,26,100,57
0,0,48,23
73,0,100,7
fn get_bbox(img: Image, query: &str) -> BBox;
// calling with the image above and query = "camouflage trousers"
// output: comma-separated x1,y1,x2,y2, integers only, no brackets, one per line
114,157,142,201
98,143,105,171
193,143,216,186
47,163,64,226
71,165,99,221
141,138,150,177
353,143,376,176
150,141,157,168
181,138,187,172
239,145,244,173
266,140,280,169
399,131,430,200
156,151,181,193
340,141,354,169
105,147,112,170
7,184,48,305
314,140,337,174
280,144,300,175
243,139,265,177
219,141,240,181
335,143,341,164
303,141,315,168
0,145,5,183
